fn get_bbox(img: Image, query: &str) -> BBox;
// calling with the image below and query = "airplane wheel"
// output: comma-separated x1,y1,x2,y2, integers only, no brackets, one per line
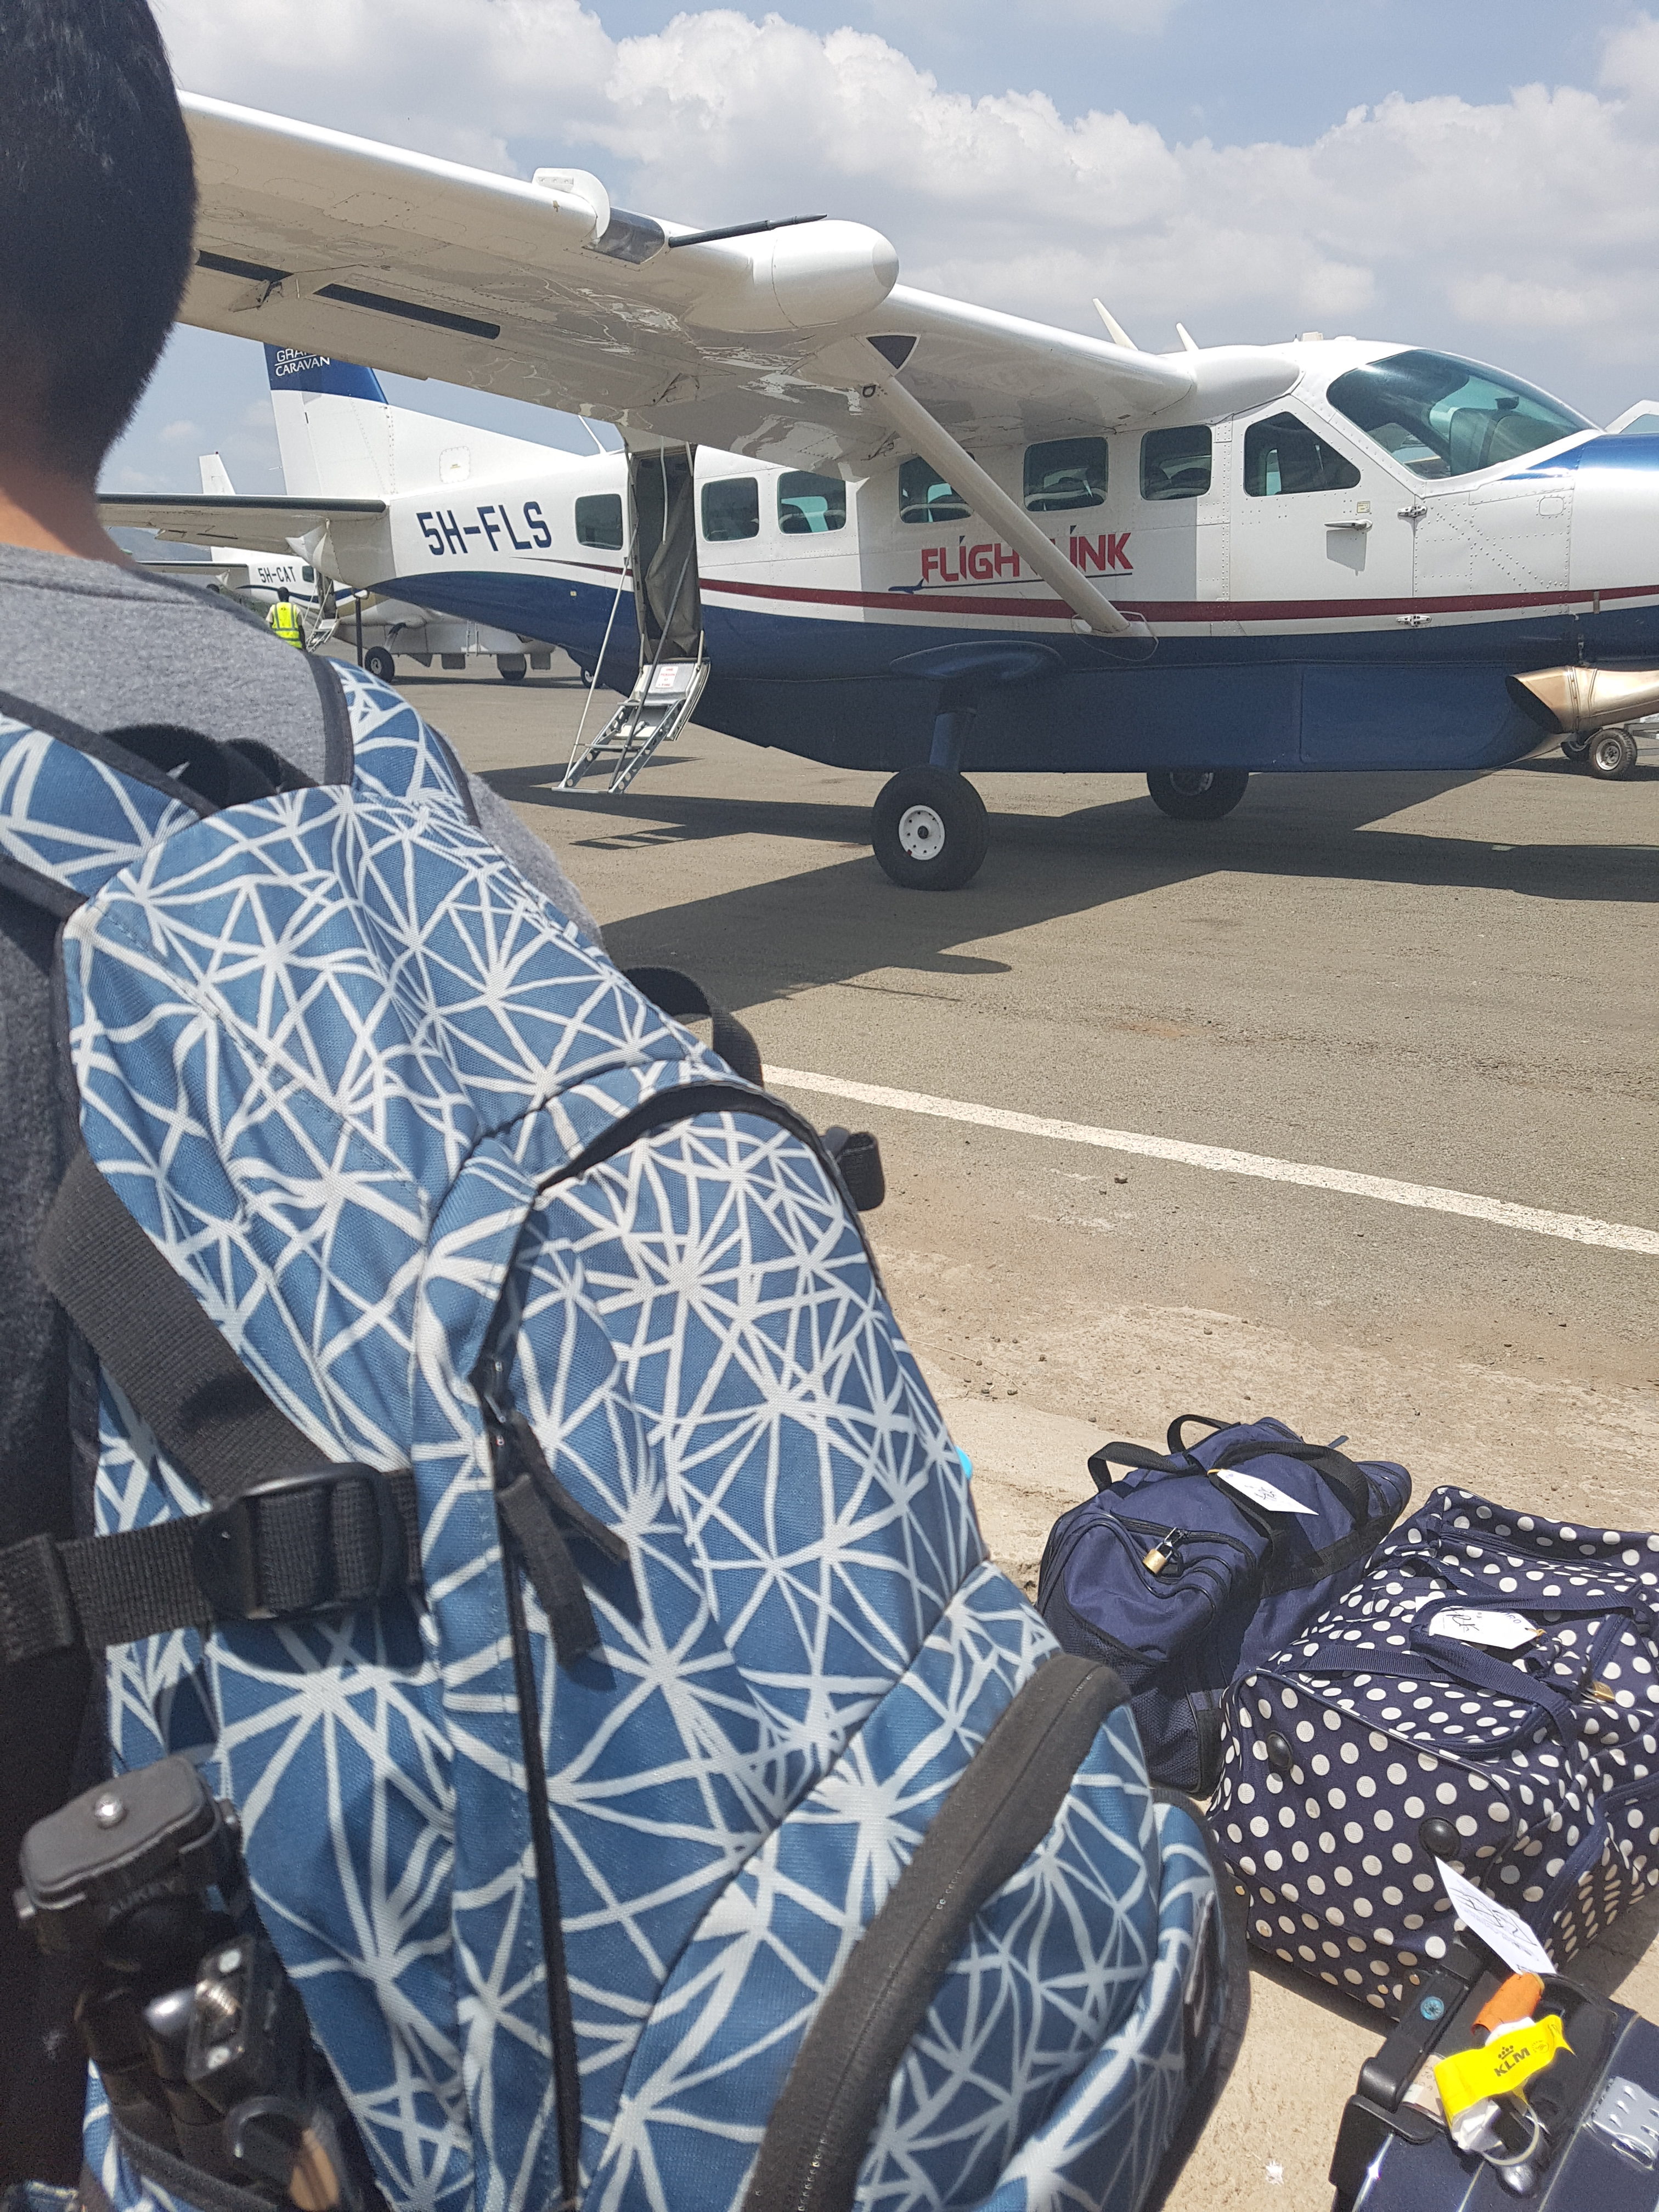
1585,725,1639,780
362,647,396,682
872,768,988,890
497,655,528,683
1147,768,1251,819
1560,734,1592,760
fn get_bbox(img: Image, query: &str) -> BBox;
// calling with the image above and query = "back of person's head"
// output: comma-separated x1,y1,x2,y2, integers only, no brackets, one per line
0,0,196,482
277,586,289,600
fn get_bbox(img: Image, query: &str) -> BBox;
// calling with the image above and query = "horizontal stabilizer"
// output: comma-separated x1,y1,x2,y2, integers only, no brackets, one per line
99,492,385,557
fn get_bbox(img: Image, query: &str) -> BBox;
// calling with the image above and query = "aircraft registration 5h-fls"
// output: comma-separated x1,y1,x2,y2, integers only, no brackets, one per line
108,93,1659,889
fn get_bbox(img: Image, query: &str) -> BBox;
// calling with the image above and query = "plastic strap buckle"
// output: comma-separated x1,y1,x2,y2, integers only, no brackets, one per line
190,1465,403,1623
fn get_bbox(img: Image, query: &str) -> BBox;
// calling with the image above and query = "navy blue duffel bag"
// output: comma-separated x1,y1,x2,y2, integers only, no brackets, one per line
1037,1415,1412,1791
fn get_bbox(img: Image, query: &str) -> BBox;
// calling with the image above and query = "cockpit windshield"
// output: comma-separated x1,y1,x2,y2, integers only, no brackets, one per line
1325,350,1590,478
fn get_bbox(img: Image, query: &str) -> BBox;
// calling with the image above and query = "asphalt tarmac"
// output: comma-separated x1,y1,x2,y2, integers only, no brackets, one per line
407,656,1657,2211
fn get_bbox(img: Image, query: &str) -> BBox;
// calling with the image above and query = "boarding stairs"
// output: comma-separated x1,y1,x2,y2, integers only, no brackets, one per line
561,655,710,794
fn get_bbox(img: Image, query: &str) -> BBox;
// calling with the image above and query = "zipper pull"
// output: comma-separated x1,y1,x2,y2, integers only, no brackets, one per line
1589,1679,1619,1704
1142,1527,1185,1576
476,1352,512,1427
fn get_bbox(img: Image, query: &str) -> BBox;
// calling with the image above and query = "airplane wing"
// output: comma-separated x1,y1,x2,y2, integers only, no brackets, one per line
97,492,386,556
179,95,1295,472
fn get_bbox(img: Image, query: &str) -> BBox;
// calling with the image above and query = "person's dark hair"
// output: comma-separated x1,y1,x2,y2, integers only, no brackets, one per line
0,1,196,479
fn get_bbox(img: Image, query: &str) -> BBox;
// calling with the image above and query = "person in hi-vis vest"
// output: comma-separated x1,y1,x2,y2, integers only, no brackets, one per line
266,585,304,647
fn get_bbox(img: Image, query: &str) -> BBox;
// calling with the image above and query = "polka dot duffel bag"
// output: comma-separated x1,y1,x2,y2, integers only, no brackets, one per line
1211,1485,1659,2018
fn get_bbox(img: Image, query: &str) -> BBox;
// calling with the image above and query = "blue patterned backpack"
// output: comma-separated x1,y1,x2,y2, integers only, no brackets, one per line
0,668,1242,2212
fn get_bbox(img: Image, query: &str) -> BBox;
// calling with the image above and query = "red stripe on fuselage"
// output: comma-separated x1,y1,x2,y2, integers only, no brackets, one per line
696,575,1659,624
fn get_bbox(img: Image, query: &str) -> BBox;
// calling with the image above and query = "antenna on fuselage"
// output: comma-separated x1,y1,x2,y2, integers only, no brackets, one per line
1092,298,1137,350
1175,323,1199,354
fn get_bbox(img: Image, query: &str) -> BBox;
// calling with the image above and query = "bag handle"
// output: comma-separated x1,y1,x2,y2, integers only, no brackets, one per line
1088,1424,1372,1531
1087,1412,1252,1486
1294,1627,1578,1732
1423,1553,1655,1634
624,966,764,1087
1167,1412,1237,1454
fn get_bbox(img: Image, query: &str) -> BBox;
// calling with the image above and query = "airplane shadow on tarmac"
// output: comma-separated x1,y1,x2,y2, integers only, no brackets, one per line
487,752,1658,1014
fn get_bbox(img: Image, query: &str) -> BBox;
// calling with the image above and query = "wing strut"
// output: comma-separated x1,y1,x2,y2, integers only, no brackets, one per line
862,371,1143,640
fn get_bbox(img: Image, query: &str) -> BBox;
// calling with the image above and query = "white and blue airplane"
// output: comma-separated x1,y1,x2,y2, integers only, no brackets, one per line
105,92,1659,888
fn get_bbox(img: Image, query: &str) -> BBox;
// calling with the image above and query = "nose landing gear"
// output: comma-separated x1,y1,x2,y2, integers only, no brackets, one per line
1584,725,1639,780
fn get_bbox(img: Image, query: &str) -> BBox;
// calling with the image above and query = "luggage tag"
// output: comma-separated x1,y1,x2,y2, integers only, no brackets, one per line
1427,1607,1543,1652
1436,1859,1556,1978
1434,2013,1571,2126
1210,1468,1319,1516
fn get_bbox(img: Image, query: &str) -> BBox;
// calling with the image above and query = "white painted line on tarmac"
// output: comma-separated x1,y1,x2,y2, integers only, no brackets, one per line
769,1068,1659,1256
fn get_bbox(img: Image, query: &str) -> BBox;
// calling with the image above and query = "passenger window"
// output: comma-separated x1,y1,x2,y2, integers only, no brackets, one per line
301,565,315,582
899,456,969,524
778,470,847,533
1023,437,1106,512
701,477,760,541
1243,413,1361,496
574,493,624,549
1140,426,1212,502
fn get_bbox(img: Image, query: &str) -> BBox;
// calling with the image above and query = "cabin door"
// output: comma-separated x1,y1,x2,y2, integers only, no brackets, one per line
629,446,703,660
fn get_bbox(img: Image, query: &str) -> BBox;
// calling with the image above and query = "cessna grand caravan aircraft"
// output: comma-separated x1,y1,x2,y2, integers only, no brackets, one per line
106,93,1659,889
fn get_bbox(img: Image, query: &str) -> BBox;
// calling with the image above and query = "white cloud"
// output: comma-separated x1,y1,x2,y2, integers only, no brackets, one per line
159,417,202,442
149,1,1659,416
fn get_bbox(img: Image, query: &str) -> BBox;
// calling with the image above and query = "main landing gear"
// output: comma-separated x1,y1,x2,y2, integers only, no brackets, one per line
872,767,989,890
868,764,1256,889
362,646,396,683
1146,769,1251,820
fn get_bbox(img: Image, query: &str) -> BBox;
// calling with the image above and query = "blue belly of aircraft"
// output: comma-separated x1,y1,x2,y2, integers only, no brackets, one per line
381,567,1659,775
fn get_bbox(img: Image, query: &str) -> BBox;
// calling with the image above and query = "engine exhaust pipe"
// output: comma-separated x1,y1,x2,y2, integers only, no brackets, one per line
1506,664,1659,736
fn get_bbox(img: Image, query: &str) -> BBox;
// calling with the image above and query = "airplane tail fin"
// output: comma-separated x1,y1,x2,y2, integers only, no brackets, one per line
265,342,580,498
199,453,236,496
266,345,392,499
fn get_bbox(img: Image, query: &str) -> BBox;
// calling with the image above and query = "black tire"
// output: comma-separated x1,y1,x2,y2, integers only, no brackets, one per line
1585,725,1639,780
497,655,528,684
1147,768,1251,820
362,647,396,682
871,768,989,890
1560,733,1592,760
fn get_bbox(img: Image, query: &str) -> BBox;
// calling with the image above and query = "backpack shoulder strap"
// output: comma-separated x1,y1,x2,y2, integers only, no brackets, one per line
0,1081,882,1668
0,689,215,912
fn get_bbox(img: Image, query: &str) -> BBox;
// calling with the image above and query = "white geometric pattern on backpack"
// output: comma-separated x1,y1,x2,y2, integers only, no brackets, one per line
0,713,202,896
63,669,1210,2212
1213,1486,1659,2015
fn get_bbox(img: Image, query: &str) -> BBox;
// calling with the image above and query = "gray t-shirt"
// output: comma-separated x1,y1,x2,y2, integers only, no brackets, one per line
0,545,597,935
0,544,596,2183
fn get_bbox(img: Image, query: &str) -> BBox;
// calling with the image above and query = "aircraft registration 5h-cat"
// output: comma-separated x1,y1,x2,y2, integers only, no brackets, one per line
105,93,1659,889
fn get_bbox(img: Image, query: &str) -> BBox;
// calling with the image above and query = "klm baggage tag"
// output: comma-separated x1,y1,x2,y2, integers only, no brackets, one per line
1434,2015,1571,2125
1429,1607,1541,1651
1437,1859,1556,1978
1211,1468,1318,1516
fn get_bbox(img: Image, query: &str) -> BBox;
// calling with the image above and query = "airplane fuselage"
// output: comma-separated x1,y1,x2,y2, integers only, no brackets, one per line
301,338,1659,777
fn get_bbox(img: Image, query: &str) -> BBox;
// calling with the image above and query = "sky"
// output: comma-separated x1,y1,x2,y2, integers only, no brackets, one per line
107,0,1659,494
